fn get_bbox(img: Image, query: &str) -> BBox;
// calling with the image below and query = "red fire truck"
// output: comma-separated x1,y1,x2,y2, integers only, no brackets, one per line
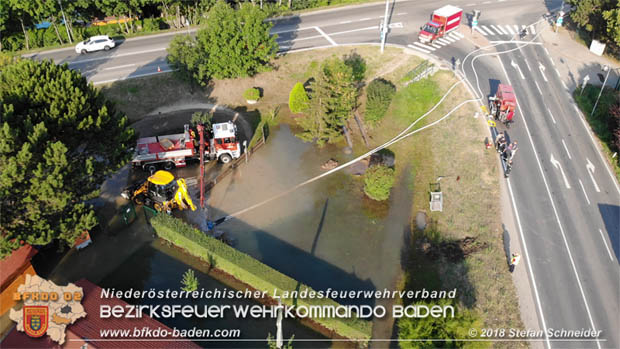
419,5,463,43
131,121,241,172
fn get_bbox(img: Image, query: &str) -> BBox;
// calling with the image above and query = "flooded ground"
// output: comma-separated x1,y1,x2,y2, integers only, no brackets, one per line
194,124,413,306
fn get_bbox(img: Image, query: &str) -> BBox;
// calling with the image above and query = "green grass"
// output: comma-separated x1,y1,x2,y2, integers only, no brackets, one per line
574,84,620,181
390,79,442,125
151,213,372,342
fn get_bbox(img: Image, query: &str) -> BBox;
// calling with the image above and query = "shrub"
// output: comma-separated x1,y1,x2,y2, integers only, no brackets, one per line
398,299,487,348
181,269,199,292
365,78,396,123
243,87,261,101
150,214,372,342
288,82,310,113
344,51,366,83
364,165,395,201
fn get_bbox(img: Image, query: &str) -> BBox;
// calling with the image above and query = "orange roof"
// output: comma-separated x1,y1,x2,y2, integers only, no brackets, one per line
0,245,37,290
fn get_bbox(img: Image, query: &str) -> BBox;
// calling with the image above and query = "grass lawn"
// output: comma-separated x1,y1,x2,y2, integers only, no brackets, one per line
99,46,524,342
574,84,620,182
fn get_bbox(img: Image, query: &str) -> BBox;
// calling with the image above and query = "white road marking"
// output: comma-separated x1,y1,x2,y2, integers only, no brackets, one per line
407,44,430,53
561,139,572,159
431,43,442,49
433,41,447,46
578,179,591,205
314,26,337,46
68,47,166,65
550,153,571,188
538,62,548,82
498,58,602,349
480,25,495,35
505,25,515,34
522,25,527,31
510,60,525,79
548,108,556,124
474,27,488,35
523,57,531,71
513,25,520,33
555,67,561,76
340,20,352,24
489,41,543,45
482,0,492,4
549,56,556,66
586,158,601,192
529,25,536,34
490,25,506,35
103,63,135,71
451,31,464,38
413,42,436,51
543,47,550,55
396,12,407,15
437,38,451,45
389,22,403,29
359,18,371,21
535,80,543,95
598,229,614,261
443,36,456,43
447,33,461,41
271,26,315,34
561,80,568,89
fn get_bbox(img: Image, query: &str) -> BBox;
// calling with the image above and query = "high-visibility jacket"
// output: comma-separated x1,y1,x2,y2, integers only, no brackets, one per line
511,253,521,266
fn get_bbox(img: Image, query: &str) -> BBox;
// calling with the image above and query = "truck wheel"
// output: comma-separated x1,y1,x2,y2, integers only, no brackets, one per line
133,195,144,205
219,154,232,164
145,164,157,173
164,162,175,170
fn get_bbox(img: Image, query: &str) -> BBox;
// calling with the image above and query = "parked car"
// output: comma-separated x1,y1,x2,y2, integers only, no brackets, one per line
75,35,115,54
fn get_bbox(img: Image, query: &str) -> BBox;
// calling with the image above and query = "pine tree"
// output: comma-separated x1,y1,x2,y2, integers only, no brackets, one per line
288,82,310,114
0,59,135,258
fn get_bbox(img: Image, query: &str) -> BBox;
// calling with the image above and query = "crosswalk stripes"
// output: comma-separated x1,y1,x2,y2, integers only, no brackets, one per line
505,25,515,34
474,24,538,36
443,36,456,43
408,30,465,54
412,42,436,51
474,27,487,36
451,31,464,39
431,43,442,49
408,44,430,53
513,25,520,33
480,26,495,35
436,38,451,45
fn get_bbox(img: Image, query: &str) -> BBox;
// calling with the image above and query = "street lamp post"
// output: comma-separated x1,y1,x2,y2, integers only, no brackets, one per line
591,65,610,117
380,0,390,53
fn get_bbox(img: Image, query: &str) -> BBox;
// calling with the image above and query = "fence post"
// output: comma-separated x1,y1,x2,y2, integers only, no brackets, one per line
244,140,248,163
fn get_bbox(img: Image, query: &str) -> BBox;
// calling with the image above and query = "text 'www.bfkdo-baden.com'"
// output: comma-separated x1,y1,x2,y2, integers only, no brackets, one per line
98,326,241,339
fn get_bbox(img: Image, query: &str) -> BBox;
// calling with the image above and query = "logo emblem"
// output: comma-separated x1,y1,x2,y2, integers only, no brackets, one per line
23,306,48,337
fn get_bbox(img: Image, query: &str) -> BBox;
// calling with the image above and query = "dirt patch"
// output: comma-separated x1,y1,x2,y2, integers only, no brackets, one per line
418,236,489,263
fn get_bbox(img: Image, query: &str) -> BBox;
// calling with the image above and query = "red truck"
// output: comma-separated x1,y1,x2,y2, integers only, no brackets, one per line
418,5,463,44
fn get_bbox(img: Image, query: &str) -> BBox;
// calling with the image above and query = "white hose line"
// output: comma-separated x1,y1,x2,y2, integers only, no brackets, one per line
223,81,469,220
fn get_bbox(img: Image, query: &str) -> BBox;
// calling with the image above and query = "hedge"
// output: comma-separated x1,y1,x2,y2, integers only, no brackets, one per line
151,214,372,342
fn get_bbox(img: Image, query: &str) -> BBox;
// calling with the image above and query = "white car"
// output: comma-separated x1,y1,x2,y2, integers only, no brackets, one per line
75,35,115,54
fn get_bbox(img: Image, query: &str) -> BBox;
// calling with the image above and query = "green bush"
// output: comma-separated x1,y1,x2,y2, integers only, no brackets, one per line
344,52,366,83
365,78,396,123
243,87,261,101
288,82,310,113
398,299,487,348
150,214,372,342
364,165,395,201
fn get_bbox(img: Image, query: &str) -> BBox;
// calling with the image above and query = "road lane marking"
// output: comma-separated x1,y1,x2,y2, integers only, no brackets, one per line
340,20,352,24
579,179,591,205
510,60,525,79
534,80,543,95
586,158,601,192
271,26,315,34
443,36,456,43
543,47,550,55
554,67,561,76
314,26,337,46
480,25,495,35
497,57,602,349
103,63,135,71
538,62,548,82
550,153,571,188
437,38,451,45
505,25,515,34
523,57,531,71
482,0,492,4
561,80,568,89
529,25,536,34
548,108,556,124
561,139,572,159
474,27,488,35
431,43,442,49
407,44,430,53
451,31,464,38
506,179,551,348
549,57,556,66
598,229,614,261
68,47,167,65
359,17,371,21
413,42,435,51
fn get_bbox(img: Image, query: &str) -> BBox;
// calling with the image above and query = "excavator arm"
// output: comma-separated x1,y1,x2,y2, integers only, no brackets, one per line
174,178,196,211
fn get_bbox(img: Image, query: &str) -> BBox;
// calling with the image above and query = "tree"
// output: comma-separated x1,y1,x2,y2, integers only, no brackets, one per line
603,1,620,46
398,299,486,348
289,82,310,114
167,2,278,86
363,165,395,201
567,0,619,45
296,57,358,146
181,269,199,292
191,111,213,132
0,59,135,258
365,78,396,123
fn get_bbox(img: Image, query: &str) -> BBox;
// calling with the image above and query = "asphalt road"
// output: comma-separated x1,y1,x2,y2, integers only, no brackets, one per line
28,0,620,347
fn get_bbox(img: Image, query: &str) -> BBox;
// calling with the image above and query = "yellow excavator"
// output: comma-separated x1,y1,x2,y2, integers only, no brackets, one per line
121,170,196,213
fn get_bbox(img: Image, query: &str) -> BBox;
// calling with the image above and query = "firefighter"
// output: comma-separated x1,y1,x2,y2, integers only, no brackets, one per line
495,132,507,153
509,252,521,272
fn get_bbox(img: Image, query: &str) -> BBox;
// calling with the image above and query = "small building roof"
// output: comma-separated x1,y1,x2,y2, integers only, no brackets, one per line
0,245,38,291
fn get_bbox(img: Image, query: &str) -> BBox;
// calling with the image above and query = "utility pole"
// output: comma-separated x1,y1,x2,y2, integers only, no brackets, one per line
276,298,283,349
380,0,390,53
57,0,72,43
198,124,205,208
591,65,610,117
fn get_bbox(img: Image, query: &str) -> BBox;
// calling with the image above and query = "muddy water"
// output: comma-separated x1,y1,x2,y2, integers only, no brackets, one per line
200,124,413,307
99,239,327,348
